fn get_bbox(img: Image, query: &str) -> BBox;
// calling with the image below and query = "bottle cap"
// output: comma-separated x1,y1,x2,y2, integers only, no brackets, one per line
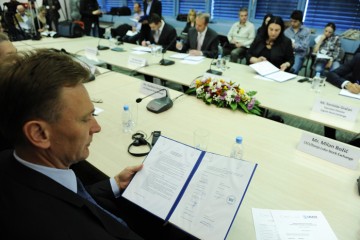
235,136,243,144
123,105,129,111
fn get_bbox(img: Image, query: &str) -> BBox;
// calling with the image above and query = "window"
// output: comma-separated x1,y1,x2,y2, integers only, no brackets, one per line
161,0,175,16
254,0,299,21
179,0,206,15
304,0,360,31
212,0,249,20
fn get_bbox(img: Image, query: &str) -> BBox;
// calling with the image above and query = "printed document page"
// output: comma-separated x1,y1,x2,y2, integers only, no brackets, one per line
250,61,279,76
253,209,337,240
252,208,281,240
122,136,201,219
169,153,257,240
250,61,296,82
265,71,297,82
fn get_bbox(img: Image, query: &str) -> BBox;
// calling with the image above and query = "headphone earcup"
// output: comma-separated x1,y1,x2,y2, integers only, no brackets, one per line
139,138,147,146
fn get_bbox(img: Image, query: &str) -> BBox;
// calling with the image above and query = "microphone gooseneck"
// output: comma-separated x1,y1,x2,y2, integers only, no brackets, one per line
159,37,177,66
136,88,167,103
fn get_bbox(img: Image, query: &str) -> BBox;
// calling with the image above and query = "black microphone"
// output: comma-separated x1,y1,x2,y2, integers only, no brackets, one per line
97,38,109,50
159,37,177,66
206,55,222,76
136,88,173,113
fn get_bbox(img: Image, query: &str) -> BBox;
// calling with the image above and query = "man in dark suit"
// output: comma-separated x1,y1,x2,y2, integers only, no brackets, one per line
0,49,198,240
139,0,162,45
176,13,219,58
326,52,360,94
0,49,143,239
43,0,61,31
139,14,177,51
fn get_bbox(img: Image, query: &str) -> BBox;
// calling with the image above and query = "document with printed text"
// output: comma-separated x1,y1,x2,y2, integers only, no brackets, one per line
123,136,257,240
250,61,297,82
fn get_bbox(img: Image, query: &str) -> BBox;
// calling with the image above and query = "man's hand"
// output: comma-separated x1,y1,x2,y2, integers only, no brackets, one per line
346,82,360,94
189,49,202,56
280,62,291,71
114,164,143,190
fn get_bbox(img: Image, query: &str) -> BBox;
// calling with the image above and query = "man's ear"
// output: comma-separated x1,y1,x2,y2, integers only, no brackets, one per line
22,120,51,149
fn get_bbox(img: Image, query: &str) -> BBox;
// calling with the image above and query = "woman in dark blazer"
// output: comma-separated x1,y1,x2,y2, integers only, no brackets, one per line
247,16,294,71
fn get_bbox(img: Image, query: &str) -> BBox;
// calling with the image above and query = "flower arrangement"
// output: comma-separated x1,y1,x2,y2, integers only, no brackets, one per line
187,77,261,115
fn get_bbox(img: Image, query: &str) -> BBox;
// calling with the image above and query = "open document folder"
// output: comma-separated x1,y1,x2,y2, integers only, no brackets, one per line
250,61,297,82
122,136,257,240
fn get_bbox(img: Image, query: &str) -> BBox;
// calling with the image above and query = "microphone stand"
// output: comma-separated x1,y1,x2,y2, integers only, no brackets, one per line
136,88,173,114
159,37,177,66
206,57,222,76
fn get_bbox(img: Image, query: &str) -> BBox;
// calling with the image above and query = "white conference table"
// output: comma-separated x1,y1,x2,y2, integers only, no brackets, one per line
85,70,360,240
17,36,360,134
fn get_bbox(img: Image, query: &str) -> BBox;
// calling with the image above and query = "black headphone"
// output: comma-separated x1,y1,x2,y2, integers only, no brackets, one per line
128,133,152,157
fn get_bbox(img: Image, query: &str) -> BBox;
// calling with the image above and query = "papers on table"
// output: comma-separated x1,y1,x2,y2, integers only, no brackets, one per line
170,53,205,61
339,89,360,100
252,208,337,240
132,45,162,53
250,61,297,82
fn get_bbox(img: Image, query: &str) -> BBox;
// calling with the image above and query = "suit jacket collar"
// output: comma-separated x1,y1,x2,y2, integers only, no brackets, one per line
1,150,141,239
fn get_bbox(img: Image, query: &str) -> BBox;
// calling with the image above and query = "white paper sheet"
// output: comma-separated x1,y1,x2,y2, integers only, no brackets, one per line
339,89,360,100
122,136,201,219
170,153,256,240
250,61,297,82
253,209,338,240
271,210,338,240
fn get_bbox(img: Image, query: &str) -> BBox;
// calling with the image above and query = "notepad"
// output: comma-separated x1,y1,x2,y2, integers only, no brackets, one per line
339,89,360,100
250,61,297,82
170,53,205,61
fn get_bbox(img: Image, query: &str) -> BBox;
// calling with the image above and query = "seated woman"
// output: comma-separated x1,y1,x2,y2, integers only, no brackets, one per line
34,6,48,36
181,9,196,36
312,22,342,75
247,16,294,71
256,13,273,37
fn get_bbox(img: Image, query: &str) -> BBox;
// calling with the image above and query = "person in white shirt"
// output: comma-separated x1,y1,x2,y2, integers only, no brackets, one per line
227,7,255,63
14,5,32,33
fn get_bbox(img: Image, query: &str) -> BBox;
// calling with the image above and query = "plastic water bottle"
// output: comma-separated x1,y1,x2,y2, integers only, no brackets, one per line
216,54,222,69
312,72,321,92
230,136,244,160
122,105,133,133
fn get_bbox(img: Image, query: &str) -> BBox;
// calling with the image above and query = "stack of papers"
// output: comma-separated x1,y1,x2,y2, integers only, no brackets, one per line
339,89,360,100
252,208,337,240
250,61,297,82
132,45,162,53
169,53,205,64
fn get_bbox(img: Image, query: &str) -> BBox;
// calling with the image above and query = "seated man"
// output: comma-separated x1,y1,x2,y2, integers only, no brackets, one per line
0,49,197,239
326,52,360,94
139,13,177,51
14,4,33,35
284,10,310,74
176,13,219,58
139,13,177,83
226,7,255,63
122,2,144,43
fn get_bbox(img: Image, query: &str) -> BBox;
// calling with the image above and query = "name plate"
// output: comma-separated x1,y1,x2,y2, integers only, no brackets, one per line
312,98,359,122
297,132,360,169
128,55,147,68
140,82,167,99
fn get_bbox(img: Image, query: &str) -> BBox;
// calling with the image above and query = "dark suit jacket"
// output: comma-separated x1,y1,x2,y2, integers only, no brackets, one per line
247,35,294,70
43,0,61,20
182,27,219,58
326,53,360,88
143,0,162,18
139,22,177,51
0,150,142,240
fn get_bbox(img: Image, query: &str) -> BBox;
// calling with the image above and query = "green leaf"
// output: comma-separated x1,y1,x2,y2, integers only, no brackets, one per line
185,88,196,95
230,102,237,110
239,102,249,113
